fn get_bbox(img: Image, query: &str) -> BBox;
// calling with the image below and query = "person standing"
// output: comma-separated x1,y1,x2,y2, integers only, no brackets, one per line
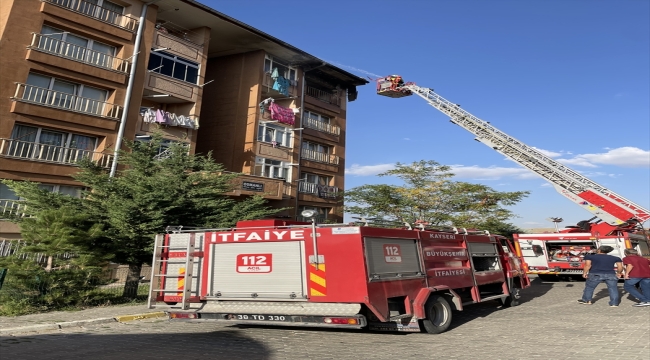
577,245,624,306
622,248,650,307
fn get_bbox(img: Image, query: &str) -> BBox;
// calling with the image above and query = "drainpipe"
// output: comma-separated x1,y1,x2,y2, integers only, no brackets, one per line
110,1,158,177
293,63,327,219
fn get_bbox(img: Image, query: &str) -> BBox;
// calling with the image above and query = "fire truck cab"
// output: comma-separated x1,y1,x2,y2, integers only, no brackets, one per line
149,220,530,334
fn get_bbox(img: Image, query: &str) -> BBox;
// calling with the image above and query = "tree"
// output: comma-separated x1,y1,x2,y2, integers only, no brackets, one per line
0,180,103,271
74,135,282,298
343,160,529,236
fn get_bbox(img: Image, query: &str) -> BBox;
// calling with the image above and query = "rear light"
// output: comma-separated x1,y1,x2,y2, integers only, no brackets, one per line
323,317,358,325
169,312,198,319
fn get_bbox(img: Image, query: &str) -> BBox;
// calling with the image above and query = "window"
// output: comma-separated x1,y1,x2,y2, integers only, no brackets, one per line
148,51,199,84
298,206,330,222
24,73,108,116
8,124,97,164
257,123,292,147
302,141,329,154
264,55,297,82
301,172,331,186
134,135,188,159
39,25,117,68
37,183,84,198
0,183,19,200
303,110,330,125
253,157,292,180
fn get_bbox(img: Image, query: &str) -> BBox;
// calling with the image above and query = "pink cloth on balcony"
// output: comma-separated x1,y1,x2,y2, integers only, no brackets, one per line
269,102,295,125
155,109,166,124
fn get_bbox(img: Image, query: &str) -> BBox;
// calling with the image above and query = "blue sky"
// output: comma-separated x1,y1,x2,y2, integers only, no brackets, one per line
208,0,650,229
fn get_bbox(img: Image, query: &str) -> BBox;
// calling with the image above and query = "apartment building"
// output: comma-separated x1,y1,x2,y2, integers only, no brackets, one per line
0,0,367,239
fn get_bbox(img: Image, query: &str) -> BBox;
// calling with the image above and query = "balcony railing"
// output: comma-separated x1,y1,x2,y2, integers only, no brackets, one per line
13,83,122,120
30,33,130,73
0,200,28,219
0,138,113,168
305,86,340,106
301,148,339,165
45,0,138,31
298,182,339,199
302,117,340,136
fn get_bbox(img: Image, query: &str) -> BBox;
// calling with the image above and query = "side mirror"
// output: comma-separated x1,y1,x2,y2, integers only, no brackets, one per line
532,245,544,257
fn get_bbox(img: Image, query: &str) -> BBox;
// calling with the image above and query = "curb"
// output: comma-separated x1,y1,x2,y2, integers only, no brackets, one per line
115,312,166,323
0,312,167,336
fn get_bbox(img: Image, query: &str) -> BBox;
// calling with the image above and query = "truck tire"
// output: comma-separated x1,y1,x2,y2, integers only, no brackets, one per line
419,295,453,334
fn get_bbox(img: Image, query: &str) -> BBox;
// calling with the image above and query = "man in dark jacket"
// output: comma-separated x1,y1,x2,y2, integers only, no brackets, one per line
577,245,624,306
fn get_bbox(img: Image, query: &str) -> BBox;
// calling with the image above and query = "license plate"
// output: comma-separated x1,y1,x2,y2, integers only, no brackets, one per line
570,262,581,267
227,314,291,322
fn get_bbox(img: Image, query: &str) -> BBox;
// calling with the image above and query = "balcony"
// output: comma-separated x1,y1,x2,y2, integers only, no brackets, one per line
0,200,28,220
301,149,339,165
12,83,122,120
305,86,340,106
298,182,339,199
302,117,340,136
262,72,298,98
44,0,138,31
0,138,113,168
29,33,130,74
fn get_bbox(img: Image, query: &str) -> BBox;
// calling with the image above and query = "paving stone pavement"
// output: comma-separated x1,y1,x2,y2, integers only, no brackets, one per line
1,277,649,360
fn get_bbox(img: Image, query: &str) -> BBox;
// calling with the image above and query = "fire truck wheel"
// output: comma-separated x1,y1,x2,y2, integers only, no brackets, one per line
419,295,453,334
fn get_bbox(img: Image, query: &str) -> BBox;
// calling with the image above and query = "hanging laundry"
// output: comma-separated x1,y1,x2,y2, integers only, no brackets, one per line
163,111,173,125
269,102,295,125
155,109,166,124
270,67,279,80
259,97,274,116
142,108,156,123
270,67,290,96
273,76,290,96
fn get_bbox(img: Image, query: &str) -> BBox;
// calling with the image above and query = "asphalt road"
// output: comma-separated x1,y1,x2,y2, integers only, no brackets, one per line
2,277,649,360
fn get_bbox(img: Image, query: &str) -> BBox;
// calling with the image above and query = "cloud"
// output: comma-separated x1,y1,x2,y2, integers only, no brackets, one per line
345,163,395,176
540,183,552,187
403,138,411,141
557,147,650,168
532,147,563,158
449,165,537,180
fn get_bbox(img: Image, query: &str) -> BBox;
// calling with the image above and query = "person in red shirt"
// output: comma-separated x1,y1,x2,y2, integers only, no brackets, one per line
623,248,650,307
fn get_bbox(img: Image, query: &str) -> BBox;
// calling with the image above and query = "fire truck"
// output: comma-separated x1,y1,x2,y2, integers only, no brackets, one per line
375,76,650,278
148,219,530,334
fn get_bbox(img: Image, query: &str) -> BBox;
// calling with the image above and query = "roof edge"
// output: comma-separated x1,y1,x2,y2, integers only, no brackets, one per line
180,0,368,86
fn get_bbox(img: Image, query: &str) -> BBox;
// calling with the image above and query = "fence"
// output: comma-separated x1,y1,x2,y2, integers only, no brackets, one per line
0,266,150,315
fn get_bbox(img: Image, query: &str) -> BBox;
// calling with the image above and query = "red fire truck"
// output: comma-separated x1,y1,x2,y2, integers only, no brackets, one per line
148,219,530,333
376,76,650,278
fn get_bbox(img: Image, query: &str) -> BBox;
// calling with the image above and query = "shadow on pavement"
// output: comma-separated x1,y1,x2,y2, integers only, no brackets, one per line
237,276,555,336
0,330,271,360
